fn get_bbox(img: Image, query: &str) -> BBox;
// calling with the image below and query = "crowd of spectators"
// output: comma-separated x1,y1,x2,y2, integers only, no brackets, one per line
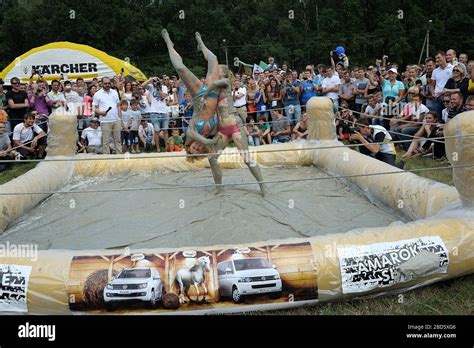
0,48,473,171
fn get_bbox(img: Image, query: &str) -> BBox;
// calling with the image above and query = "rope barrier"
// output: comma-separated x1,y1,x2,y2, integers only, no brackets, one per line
1,132,472,164
0,162,470,196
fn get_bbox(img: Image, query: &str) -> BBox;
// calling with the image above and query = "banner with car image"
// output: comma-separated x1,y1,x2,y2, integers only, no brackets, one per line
67,241,318,313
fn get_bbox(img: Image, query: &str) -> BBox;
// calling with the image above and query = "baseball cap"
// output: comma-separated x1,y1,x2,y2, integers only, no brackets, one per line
90,117,100,123
388,68,398,74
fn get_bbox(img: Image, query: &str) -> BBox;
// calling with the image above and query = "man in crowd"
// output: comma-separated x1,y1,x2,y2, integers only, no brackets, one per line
300,69,317,110
350,117,397,166
354,67,369,113
63,80,82,116
446,49,457,65
339,70,356,111
143,76,169,152
270,109,291,143
431,51,454,117
0,122,19,171
47,79,66,112
93,76,122,154
12,112,47,159
465,95,474,111
80,117,103,154
459,53,468,66
232,79,247,122
28,81,52,116
281,70,302,125
447,92,466,119
321,66,341,113
6,77,29,130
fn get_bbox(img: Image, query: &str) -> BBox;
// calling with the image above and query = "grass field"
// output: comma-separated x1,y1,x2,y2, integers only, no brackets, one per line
0,153,472,315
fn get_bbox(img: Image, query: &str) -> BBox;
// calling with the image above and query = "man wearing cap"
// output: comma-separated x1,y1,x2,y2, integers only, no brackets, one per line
93,77,122,154
81,117,103,154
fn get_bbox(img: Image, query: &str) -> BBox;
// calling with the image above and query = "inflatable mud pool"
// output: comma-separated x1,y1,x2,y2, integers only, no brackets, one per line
0,97,473,314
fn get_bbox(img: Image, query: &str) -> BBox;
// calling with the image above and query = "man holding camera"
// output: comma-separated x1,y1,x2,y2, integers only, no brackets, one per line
142,76,169,151
28,79,52,114
280,70,302,125
349,117,397,167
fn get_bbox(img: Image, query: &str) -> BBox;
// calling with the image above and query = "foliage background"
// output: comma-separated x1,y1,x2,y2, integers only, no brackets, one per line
0,0,473,77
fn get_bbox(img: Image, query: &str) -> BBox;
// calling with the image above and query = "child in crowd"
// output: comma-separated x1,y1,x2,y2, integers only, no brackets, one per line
128,99,142,154
121,99,141,153
138,119,155,152
180,92,193,138
257,115,271,144
166,128,184,152
246,118,260,146
120,100,131,153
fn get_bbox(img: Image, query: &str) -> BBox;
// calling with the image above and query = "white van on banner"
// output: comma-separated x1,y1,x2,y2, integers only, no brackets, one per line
0,42,147,84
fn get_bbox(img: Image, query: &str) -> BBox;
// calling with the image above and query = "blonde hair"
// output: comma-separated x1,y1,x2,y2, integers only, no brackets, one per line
454,63,468,78
408,86,420,96
184,140,211,162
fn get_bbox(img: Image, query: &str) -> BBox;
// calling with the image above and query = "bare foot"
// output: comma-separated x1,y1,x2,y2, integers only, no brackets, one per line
161,29,173,47
196,32,204,51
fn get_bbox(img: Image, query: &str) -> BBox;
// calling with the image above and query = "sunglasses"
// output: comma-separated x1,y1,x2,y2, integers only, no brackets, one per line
12,82,19,85
443,100,451,103
453,69,460,72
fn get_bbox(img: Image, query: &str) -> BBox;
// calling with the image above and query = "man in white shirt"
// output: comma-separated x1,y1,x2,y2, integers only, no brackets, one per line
321,66,341,113
81,117,103,154
93,77,122,154
431,51,454,119
13,112,47,159
142,77,169,152
63,80,82,117
47,80,66,112
232,79,247,122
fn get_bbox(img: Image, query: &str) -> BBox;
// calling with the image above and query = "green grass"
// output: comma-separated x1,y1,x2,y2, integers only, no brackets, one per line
0,162,37,185
400,154,453,186
0,152,471,315
257,274,474,315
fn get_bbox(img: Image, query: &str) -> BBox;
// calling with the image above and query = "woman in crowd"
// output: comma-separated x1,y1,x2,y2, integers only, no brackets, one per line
443,63,469,103
379,68,405,104
255,80,269,120
122,81,134,104
390,87,427,150
267,78,282,112
83,85,97,125
246,79,258,121
402,111,445,159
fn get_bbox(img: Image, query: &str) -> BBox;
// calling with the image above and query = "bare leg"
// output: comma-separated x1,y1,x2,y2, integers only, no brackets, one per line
196,32,219,83
162,29,202,96
402,139,420,158
233,120,269,197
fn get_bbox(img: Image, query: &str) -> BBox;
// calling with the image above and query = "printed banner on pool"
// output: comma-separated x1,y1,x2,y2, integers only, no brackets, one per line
0,264,32,312
67,241,318,313
338,237,449,294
